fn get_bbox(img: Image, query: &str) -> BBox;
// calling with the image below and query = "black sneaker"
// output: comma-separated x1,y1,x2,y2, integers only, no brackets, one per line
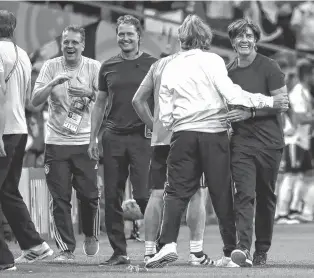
100,254,130,266
231,248,253,267
253,251,267,266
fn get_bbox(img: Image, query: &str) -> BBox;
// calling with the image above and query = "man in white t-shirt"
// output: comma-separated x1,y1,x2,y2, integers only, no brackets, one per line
0,10,53,271
32,25,101,261
132,53,212,266
276,61,314,223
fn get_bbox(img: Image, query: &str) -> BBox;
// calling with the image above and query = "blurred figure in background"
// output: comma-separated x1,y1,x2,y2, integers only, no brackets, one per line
276,61,314,224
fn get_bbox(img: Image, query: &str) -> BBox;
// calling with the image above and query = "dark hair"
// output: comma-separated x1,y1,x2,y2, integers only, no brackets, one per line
0,10,16,38
227,18,261,43
62,25,85,43
298,61,313,82
178,14,212,51
116,15,142,37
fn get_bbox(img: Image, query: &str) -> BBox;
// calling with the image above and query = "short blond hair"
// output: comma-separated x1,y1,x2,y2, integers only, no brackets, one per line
178,14,212,51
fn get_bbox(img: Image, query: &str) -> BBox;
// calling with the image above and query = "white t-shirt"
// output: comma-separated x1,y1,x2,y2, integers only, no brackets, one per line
0,41,31,135
291,2,314,51
33,56,100,145
287,83,312,150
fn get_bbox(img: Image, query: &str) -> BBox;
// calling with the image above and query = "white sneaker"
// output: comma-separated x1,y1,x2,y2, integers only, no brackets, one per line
15,242,54,264
145,243,178,268
189,253,214,266
214,256,240,268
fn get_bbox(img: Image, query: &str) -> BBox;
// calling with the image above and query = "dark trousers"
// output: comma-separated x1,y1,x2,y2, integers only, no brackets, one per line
102,131,151,256
159,131,236,257
0,134,43,265
45,144,99,253
231,145,283,253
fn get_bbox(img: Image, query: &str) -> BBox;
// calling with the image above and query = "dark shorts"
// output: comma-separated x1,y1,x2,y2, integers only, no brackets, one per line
149,145,207,190
284,144,312,173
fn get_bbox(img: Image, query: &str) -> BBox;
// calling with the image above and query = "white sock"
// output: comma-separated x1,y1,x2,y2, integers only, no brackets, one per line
145,241,156,256
190,240,203,254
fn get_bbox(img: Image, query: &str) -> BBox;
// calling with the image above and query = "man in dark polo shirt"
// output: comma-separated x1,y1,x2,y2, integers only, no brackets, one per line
88,15,156,265
226,19,287,267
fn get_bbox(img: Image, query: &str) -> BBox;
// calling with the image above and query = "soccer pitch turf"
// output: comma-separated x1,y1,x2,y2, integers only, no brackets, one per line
5,224,314,277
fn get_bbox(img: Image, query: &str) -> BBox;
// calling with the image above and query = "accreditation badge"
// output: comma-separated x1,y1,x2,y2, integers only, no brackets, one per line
63,98,86,134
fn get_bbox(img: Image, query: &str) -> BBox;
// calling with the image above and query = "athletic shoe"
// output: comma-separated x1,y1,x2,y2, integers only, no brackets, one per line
53,250,75,262
294,214,313,223
0,264,17,271
100,254,130,266
231,249,253,267
83,236,99,257
214,256,240,267
15,242,53,263
144,254,155,263
145,242,178,268
275,215,300,225
253,251,267,266
189,253,214,266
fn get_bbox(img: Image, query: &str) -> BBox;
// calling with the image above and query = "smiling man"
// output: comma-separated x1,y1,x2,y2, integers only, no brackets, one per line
88,15,156,265
226,19,288,267
32,25,101,261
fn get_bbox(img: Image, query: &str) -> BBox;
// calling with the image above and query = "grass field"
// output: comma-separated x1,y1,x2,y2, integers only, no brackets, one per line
4,224,314,277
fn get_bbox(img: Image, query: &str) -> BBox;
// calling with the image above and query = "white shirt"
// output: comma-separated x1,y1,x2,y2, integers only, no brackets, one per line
0,41,31,135
286,83,312,149
159,49,274,133
291,1,314,51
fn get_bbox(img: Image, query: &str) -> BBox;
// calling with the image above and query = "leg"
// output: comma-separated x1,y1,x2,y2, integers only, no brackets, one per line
146,131,202,268
200,132,236,257
0,134,43,250
159,131,202,245
231,146,256,253
127,133,151,215
187,187,207,242
45,144,75,253
102,132,129,257
187,186,212,266
70,145,99,256
255,148,283,254
144,146,170,258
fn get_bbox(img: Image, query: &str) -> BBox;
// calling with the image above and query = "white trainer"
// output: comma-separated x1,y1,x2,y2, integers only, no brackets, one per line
145,243,178,268
15,242,54,264
189,253,214,266
214,256,240,267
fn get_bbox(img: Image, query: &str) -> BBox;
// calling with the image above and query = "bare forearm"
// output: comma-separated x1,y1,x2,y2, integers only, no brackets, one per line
132,100,154,130
255,107,281,118
32,82,54,107
90,104,106,142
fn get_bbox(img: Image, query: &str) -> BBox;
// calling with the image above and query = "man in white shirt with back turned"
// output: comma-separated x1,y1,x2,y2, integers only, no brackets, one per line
0,10,53,271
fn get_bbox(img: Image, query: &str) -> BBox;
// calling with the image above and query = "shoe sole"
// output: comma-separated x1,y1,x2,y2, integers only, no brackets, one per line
146,252,178,269
23,248,54,264
83,242,100,257
231,250,252,267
